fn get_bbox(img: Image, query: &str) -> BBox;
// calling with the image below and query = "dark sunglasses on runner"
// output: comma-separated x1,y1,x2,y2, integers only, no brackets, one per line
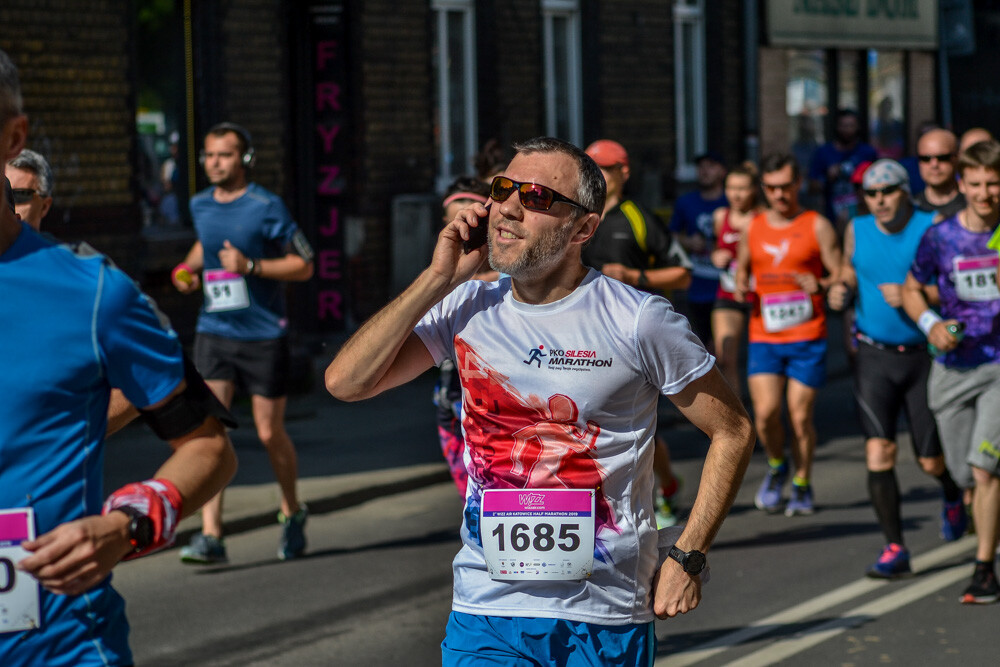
917,152,954,163
490,176,589,213
11,188,39,205
863,184,902,198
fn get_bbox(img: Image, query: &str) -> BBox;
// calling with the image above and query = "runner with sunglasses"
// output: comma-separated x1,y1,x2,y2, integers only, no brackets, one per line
915,129,965,222
326,137,754,664
736,153,842,517
903,140,1000,604
5,148,52,230
828,159,966,579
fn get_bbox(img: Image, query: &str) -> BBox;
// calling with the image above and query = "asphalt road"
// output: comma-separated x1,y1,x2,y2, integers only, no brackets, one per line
111,330,997,665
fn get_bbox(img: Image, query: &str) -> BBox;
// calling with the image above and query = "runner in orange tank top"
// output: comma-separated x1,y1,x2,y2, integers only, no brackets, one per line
735,154,841,518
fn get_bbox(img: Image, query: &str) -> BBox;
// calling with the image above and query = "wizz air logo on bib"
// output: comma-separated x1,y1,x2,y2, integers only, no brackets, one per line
518,492,545,508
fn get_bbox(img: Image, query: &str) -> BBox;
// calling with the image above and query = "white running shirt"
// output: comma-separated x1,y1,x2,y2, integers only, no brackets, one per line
415,269,714,625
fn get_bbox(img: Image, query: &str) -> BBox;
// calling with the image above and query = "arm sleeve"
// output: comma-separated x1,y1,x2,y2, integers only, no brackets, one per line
98,263,185,409
634,296,715,395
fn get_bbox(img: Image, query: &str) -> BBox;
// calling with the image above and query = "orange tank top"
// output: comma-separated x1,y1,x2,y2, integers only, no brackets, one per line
746,210,826,343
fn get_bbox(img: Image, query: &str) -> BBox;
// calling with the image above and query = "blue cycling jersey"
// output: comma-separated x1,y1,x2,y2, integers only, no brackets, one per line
0,223,184,666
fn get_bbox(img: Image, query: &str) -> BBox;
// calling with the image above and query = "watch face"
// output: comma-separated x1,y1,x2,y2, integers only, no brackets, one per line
130,515,154,550
685,550,707,574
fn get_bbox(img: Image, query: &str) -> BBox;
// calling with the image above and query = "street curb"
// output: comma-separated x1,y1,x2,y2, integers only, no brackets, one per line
170,466,453,550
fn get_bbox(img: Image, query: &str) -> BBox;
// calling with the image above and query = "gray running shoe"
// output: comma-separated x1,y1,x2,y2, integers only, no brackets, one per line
278,504,308,560
180,533,228,564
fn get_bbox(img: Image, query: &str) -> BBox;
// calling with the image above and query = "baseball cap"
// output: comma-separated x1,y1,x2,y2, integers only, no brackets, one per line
585,140,629,168
694,150,725,166
862,158,910,193
850,160,873,186
4,177,13,214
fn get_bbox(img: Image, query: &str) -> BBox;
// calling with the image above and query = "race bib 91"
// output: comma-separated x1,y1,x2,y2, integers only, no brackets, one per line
0,508,40,634
203,269,250,312
480,489,595,581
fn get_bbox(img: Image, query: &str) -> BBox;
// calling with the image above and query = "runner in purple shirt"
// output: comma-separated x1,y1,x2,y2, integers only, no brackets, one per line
903,139,1000,605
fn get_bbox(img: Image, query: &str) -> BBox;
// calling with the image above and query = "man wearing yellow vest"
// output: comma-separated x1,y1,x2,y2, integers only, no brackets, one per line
583,139,693,527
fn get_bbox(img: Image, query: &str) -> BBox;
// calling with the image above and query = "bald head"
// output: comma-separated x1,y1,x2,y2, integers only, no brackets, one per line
959,127,994,153
917,129,958,189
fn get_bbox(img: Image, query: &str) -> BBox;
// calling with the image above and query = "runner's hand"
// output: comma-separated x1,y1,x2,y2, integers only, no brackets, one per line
827,282,849,311
651,558,702,619
600,263,629,283
18,514,134,596
711,247,733,269
794,272,820,294
218,240,248,274
878,282,903,308
428,204,490,289
927,319,961,353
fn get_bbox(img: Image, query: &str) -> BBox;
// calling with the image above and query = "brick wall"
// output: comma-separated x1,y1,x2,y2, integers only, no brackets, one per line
214,0,292,200
591,1,674,203
0,0,141,272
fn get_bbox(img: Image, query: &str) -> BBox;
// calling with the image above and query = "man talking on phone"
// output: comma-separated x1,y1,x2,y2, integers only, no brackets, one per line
326,137,754,664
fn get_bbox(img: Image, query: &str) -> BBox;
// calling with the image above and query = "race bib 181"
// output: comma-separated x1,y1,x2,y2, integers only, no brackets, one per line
0,508,40,634
953,255,1000,302
480,489,595,581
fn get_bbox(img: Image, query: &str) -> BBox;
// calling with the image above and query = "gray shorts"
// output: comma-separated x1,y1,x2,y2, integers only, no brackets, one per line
927,361,1000,488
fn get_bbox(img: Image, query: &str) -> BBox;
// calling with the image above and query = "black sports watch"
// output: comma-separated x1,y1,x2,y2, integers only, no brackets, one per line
113,506,154,552
668,545,707,575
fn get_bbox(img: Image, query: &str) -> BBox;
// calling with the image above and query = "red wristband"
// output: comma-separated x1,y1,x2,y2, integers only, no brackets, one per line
102,478,184,560
172,263,194,284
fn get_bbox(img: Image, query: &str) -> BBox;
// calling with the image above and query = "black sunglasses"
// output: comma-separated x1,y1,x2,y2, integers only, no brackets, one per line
11,188,39,205
918,153,954,163
863,184,902,198
490,176,589,213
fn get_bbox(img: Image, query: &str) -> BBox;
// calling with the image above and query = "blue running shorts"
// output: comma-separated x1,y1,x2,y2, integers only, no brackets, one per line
441,611,655,666
747,339,827,388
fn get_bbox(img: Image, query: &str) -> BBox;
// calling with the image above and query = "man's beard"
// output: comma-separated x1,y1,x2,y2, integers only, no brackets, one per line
488,217,575,279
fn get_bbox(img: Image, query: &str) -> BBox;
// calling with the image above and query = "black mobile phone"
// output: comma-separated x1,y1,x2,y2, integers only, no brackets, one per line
463,205,490,253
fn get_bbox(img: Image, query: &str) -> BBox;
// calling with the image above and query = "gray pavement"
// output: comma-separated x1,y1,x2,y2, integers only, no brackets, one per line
104,312,855,551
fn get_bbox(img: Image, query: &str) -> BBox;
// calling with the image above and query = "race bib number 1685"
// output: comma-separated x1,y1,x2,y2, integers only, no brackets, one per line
480,489,595,581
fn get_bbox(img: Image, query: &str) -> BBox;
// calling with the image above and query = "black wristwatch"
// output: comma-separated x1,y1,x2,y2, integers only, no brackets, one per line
668,545,707,575
113,506,153,552
637,270,650,289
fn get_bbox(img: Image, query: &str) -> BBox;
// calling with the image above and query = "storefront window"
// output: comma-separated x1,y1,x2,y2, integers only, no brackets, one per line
432,0,478,191
867,50,906,159
542,0,582,146
786,50,826,194
135,0,188,230
674,0,706,181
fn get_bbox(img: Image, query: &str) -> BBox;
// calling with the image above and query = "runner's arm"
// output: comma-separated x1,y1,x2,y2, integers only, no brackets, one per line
106,388,140,436
814,213,842,289
18,381,236,595
733,231,751,302
827,221,855,311
902,272,959,352
653,366,755,618
325,204,490,402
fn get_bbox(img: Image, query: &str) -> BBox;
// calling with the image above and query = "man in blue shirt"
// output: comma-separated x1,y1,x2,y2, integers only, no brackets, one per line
172,123,315,563
828,159,965,580
670,151,728,344
0,49,236,666
809,109,878,233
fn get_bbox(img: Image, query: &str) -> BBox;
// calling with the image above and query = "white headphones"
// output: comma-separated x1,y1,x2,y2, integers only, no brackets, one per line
199,122,256,168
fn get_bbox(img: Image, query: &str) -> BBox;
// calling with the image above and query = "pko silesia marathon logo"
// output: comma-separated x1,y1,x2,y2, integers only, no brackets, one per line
523,344,613,371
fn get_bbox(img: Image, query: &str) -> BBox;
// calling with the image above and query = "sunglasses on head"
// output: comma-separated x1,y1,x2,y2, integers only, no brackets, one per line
918,153,954,163
11,188,39,205
863,184,902,198
490,176,589,213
